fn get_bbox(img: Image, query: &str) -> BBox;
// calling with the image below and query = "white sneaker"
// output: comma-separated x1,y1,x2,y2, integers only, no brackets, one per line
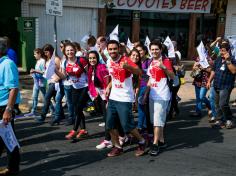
225,120,234,129
98,122,105,127
119,136,129,146
209,116,216,123
96,140,112,149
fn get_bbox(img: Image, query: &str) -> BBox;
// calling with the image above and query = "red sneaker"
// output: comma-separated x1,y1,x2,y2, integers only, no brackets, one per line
135,142,147,157
76,129,88,139
107,147,123,157
65,130,76,140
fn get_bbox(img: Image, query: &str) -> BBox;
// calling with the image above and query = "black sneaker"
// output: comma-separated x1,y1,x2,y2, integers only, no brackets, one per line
158,141,168,149
149,144,159,156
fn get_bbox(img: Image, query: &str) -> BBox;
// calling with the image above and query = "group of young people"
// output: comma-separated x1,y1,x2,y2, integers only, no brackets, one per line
26,34,236,158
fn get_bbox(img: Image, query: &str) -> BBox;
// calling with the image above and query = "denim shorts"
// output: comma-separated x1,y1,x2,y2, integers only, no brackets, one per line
106,99,136,133
149,99,169,127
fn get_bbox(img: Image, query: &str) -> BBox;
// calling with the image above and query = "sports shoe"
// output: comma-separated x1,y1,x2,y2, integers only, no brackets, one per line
119,136,129,146
149,144,160,156
211,120,225,129
98,122,105,127
76,129,88,139
135,141,146,156
65,130,76,140
209,116,216,123
96,140,113,149
107,147,123,157
225,120,234,129
158,141,168,149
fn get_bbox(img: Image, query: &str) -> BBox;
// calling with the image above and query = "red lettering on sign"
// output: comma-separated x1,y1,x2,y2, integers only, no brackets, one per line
180,0,187,9
162,0,169,8
117,0,125,6
127,0,137,7
194,0,202,10
137,0,144,8
187,0,195,9
145,0,155,8
201,0,209,11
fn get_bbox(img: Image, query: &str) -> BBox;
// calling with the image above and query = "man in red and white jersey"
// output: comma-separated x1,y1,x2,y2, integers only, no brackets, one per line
143,40,175,156
105,40,147,157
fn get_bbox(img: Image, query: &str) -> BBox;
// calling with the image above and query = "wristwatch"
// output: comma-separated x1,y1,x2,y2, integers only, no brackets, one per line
5,106,13,113
226,60,232,65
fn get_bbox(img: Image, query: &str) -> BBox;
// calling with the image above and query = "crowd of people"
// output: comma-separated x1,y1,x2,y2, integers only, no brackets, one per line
26,35,236,154
0,33,236,175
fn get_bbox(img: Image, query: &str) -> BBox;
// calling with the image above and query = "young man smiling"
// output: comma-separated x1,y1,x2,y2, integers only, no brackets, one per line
105,40,147,157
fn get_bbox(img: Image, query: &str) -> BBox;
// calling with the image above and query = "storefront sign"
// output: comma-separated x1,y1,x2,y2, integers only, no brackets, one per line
46,0,63,16
99,0,211,13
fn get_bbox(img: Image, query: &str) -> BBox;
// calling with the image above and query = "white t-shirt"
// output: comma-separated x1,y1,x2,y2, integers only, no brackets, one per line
107,56,137,102
147,58,173,101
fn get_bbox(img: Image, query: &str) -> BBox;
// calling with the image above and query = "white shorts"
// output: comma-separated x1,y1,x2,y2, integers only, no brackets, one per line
149,98,169,127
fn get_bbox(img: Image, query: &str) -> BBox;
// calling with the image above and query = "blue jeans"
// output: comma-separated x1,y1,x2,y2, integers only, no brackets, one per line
106,99,136,133
64,85,74,123
41,83,64,121
194,86,211,114
54,83,65,121
209,86,217,118
32,85,46,113
137,86,147,129
32,84,54,114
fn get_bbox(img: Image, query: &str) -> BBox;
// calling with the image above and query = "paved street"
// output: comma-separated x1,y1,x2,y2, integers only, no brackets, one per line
1,71,236,176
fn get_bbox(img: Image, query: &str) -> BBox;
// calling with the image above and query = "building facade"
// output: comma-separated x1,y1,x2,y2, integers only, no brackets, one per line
225,0,236,37
21,0,99,53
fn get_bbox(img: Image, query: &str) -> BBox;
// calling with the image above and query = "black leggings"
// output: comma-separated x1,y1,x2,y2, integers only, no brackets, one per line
72,87,89,131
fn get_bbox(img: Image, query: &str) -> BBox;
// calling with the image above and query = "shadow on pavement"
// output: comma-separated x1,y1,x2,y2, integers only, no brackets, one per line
18,149,106,176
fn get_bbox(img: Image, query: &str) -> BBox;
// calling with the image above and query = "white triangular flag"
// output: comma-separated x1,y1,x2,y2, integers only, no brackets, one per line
81,34,90,44
144,36,151,57
109,25,119,42
163,36,175,58
127,38,134,50
197,41,209,68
